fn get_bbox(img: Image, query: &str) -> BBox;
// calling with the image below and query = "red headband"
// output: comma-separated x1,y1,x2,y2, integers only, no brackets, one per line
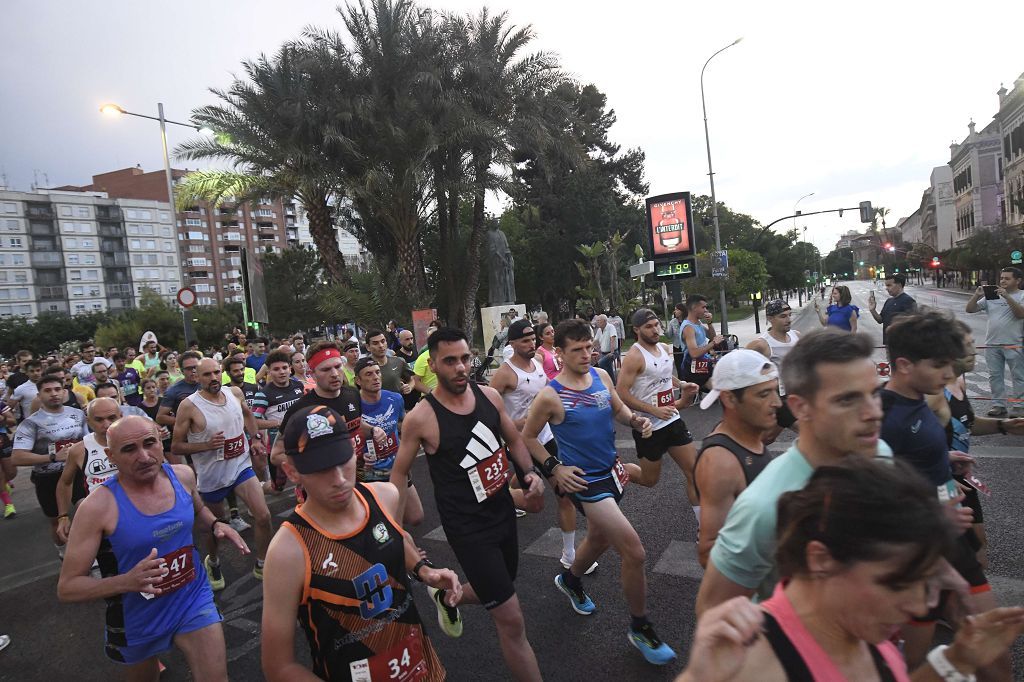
309,348,341,370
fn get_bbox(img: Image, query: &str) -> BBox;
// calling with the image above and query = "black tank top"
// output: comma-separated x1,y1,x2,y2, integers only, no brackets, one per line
284,484,444,681
693,432,773,500
424,382,514,538
762,611,898,682
945,389,974,448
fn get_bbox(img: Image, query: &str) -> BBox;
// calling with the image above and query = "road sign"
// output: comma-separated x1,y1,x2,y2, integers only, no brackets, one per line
176,287,197,308
629,261,655,278
1012,250,1022,265
711,250,729,278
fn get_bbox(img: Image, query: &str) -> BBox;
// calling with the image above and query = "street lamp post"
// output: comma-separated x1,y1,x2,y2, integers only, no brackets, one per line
701,37,742,336
99,102,210,343
793,192,814,306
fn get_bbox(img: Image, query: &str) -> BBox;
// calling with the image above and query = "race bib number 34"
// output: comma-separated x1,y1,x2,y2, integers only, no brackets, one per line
349,628,428,682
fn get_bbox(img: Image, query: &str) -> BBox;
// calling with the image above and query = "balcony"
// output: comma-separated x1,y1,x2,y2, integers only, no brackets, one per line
100,240,125,253
31,252,62,266
26,205,53,219
29,222,55,236
99,224,125,237
39,285,67,300
224,244,241,253
256,222,275,230
187,271,210,280
95,206,121,220
106,283,132,296
101,253,130,267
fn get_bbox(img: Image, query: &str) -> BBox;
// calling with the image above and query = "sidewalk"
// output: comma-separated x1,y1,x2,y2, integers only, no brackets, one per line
911,282,974,298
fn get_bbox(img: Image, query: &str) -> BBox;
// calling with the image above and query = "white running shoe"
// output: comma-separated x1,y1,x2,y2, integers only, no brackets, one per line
229,516,251,532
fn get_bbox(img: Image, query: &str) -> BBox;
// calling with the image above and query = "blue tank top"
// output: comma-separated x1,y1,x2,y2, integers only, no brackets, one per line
679,320,709,361
549,368,617,482
101,464,216,645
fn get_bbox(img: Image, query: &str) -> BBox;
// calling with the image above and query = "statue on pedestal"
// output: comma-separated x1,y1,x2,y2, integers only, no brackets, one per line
485,223,516,305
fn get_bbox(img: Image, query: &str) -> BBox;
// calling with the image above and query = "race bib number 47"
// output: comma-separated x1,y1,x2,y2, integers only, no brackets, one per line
349,628,428,681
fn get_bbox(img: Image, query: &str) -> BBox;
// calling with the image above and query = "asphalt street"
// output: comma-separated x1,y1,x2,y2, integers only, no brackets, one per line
3,280,1024,681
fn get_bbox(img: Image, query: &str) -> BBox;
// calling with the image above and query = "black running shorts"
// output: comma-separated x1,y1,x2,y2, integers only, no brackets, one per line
448,519,519,610
567,475,625,515
911,532,989,624
31,469,86,519
631,419,693,461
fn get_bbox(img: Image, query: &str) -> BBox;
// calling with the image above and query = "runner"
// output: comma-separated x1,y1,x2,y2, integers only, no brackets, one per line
261,405,460,681
252,350,304,492
57,415,247,680
522,318,677,665
0,402,17,518
113,353,142,407
696,329,892,615
171,358,271,589
8,359,42,420
489,320,593,571
270,341,385,496
70,341,112,386
55,397,121,542
746,299,801,443
11,373,87,555
365,328,415,398
139,339,162,378
880,311,1009,678
616,308,701,522
391,327,545,681
679,295,724,390
353,356,426,527
694,349,781,567
288,350,315,393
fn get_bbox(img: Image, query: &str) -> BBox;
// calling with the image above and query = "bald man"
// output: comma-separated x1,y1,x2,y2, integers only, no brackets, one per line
55,397,121,542
58,416,248,681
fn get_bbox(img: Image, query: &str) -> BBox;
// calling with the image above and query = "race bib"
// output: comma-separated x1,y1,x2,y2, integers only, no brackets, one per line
656,389,674,408
349,627,428,682
222,434,246,460
466,448,510,503
365,433,398,464
612,458,629,494
143,545,196,599
690,359,711,375
349,418,365,455
937,479,960,503
963,474,992,497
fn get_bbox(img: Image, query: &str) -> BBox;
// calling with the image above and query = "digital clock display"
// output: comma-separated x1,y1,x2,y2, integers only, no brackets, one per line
655,259,695,279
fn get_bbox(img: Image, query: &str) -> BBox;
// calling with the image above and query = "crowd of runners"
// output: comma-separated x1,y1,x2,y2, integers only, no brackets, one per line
4,273,1024,680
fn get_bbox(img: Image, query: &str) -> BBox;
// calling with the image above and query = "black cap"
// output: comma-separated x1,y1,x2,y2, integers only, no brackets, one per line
507,319,535,341
353,356,378,376
631,308,659,327
281,405,354,474
765,299,791,317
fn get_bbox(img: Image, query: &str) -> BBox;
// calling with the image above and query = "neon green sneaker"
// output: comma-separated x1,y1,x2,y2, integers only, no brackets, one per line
253,563,264,581
3,503,15,519
204,555,225,591
427,586,463,638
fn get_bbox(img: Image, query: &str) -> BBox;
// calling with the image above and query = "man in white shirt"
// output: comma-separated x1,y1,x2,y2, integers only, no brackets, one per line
70,342,113,386
966,267,1024,417
594,314,619,382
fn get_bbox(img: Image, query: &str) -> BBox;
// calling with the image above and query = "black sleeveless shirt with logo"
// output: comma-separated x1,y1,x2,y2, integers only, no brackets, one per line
282,483,444,682
424,382,514,539
694,432,774,500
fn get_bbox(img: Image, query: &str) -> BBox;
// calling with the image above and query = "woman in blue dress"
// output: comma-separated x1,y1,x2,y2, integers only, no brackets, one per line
813,285,859,332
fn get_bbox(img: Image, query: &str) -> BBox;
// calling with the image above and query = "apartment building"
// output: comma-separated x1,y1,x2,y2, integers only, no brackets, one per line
0,189,181,320
949,119,1004,245
995,74,1024,230
290,199,371,271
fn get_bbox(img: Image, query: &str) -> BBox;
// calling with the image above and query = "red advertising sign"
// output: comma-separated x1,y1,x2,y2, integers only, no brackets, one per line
645,192,695,258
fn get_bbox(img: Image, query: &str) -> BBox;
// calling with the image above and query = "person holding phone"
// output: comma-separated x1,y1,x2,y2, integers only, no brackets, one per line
966,267,1024,417
867,274,916,342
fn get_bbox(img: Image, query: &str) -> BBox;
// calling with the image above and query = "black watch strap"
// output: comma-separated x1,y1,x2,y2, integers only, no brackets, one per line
411,558,435,582
542,456,561,477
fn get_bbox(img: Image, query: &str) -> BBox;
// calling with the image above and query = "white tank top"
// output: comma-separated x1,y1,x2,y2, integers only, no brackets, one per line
760,330,800,394
185,389,251,493
630,343,679,430
83,432,117,494
502,358,553,445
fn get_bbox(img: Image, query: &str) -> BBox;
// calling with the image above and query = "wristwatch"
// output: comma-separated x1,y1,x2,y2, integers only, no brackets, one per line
927,645,976,681
411,558,435,582
997,420,1008,435
49,451,57,463
542,456,562,477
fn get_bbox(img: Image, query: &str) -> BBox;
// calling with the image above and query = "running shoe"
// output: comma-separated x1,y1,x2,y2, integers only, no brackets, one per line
628,623,677,665
0,634,9,653
253,564,264,581
988,406,1008,417
3,503,14,519
427,586,464,638
515,508,527,518
229,515,251,532
554,574,595,615
560,554,598,575
204,555,225,591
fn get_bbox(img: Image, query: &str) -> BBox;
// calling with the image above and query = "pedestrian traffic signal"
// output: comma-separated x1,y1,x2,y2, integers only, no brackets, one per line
859,201,873,223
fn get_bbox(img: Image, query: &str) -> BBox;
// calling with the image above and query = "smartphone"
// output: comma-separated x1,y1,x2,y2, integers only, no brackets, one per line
983,285,999,300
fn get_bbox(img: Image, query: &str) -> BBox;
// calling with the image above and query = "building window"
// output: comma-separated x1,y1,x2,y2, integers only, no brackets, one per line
86,269,98,280
126,209,138,219
145,240,156,250
6,219,18,230
65,237,78,248
75,304,86,314
185,219,203,227
83,254,96,265
81,239,94,248
161,226,171,236
61,206,72,217
11,254,24,265
162,241,173,251
139,210,152,220
92,303,102,310
89,287,100,296
159,212,170,222
76,206,89,217
9,237,22,248
3,203,17,213
127,224,139,235
166,256,175,266
141,224,154,235
130,239,141,249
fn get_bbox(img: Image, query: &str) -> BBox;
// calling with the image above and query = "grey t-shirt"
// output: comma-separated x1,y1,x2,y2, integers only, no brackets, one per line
976,290,1024,345
13,406,87,475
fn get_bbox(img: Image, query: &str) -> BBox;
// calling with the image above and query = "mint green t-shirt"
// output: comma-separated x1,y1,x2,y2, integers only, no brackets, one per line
709,439,893,601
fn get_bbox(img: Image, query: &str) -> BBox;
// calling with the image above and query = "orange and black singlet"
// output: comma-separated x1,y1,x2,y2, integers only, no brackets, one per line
282,484,444,681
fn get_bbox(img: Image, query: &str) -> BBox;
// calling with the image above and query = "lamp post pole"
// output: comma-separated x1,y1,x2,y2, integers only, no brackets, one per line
701,37,742,336
793,192,814,306
100,102,208,344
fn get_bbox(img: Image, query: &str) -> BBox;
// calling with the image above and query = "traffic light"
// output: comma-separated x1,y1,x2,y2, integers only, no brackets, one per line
859,201,873,223
931,256,941,268
858,261,865,266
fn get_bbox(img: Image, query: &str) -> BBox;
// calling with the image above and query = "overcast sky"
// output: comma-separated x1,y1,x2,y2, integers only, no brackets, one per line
3,0,1022,253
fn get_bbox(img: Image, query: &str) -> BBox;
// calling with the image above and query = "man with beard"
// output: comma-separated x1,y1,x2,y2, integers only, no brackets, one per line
171,358,270,590
747,299,801,443
391,328,545,682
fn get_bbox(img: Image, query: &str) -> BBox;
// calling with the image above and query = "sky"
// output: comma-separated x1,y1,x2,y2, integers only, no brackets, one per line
2,0,1023,255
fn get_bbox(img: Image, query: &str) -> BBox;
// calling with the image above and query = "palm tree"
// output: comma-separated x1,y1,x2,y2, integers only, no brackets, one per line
453,9,563,340
174,44,353,286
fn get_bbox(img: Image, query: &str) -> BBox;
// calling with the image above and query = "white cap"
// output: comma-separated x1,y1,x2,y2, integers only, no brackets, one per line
700,349,780,409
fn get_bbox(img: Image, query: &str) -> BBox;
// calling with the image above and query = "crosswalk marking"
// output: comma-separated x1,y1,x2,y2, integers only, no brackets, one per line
522,527,567,559
651,540,704,580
